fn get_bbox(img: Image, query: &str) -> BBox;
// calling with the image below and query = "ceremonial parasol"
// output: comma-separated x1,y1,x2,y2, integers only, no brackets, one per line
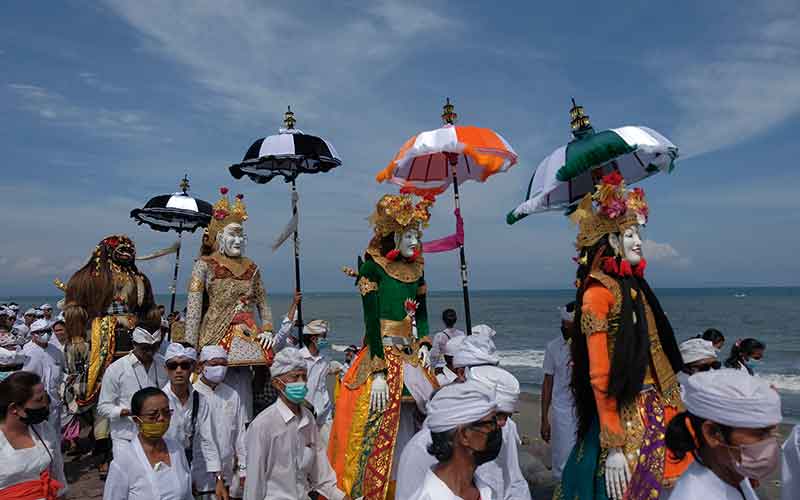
507,99,678,224
130,175,212,313
377,99,519,333
229,107,342,341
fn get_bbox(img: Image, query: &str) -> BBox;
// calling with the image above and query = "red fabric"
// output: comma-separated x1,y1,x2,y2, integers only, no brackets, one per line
422,208,464,253
0,470,63,500
386,249,400,261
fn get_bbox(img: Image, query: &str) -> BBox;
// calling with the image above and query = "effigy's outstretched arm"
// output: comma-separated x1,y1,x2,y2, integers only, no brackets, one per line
185,260,207,348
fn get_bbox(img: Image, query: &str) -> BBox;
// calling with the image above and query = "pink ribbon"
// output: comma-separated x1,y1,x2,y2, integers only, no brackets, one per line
422,209,464,253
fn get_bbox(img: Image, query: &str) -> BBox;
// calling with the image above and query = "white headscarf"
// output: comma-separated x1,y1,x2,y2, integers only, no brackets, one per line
468,365,520,413
24,308,36,317
559,305,574,322
303,319,329,336
30,319,51,334
271,347,307,377
453,334,499,368
679,338,717,365
40,304,52,311
165,343,197,361
443,335,466,357
132,326,161,345
0,345,27,366
199,345,228,362
682,368,782,428
426,380,497,433
471,324,496,338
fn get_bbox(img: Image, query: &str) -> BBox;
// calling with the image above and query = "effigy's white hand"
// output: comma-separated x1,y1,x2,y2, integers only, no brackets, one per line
370,373,388,412
256,331,275,350
418,345,431,369
605,448,630,500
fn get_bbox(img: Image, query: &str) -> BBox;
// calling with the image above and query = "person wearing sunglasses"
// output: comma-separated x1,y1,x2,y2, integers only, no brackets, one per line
409,380,499,500
666,369,782,499
161,343,226,499
679,338,721,375
104,387,193,499
98,326,166,464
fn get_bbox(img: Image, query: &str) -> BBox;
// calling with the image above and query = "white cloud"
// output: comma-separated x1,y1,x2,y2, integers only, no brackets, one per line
642,239,690,268
78,72,127,93
7,83,155,139
659,3,800,158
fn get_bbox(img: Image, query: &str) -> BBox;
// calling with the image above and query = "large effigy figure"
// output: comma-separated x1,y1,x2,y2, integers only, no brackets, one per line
184,188,274,366
329,194,438,500
557,172,691,500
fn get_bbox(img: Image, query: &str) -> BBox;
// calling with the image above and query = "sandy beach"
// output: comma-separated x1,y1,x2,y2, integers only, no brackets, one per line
63,389,787,499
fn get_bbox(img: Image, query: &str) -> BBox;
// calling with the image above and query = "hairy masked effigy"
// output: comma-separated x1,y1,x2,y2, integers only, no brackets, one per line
184,188,274,365
63,235,160,408
557,172,691,500
328,194,438,500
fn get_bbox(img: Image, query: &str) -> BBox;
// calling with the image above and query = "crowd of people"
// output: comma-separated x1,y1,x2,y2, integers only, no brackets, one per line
0,297,797,499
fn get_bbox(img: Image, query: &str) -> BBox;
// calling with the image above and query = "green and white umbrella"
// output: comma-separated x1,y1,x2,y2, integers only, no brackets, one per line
506,100,678,224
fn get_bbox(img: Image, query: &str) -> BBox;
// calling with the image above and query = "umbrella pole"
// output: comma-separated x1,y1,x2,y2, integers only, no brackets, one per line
450,163,472,335
169,233,182,315
291,179,304,346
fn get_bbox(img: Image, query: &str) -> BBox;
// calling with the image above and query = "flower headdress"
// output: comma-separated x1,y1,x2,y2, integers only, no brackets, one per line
369,194,433,237
570,171,649,249
207,187,248,243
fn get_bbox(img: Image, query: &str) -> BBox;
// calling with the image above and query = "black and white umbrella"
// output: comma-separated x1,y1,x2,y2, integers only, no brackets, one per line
131,176,212,313
228,107,342,341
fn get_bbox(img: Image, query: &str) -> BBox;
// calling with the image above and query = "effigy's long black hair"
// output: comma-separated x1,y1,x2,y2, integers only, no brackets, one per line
570,236,684,439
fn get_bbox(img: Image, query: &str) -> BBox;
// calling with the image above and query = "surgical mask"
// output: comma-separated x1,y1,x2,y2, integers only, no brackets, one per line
316,338,329,349
20,406,49,426
35,333,51,344
472,427,503,465
747,358,763,366
283,381,308,404
135,418,170,439
203,365,227,384
728,436,780,480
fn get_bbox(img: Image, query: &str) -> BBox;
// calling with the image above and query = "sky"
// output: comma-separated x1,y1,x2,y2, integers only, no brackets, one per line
1,0,799,296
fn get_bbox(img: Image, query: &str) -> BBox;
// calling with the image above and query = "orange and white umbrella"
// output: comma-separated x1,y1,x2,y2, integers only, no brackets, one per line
376,102,518,195
376,99,519,334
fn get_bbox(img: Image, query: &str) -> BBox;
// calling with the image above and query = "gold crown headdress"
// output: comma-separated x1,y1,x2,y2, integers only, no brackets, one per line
207,187,248,242
369,194,433,237
570,171,649,249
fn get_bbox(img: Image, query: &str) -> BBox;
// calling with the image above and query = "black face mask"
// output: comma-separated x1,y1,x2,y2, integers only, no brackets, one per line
20,406,49,426
472,427,503,465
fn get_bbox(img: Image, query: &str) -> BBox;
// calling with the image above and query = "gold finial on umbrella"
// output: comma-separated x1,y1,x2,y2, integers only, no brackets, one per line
570,97,592,137
442,97,458,125
284,105,296,129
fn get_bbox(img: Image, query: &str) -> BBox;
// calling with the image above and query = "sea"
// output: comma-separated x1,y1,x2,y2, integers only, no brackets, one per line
7,287,800,422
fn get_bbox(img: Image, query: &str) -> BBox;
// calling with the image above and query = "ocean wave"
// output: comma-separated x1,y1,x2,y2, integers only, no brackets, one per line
497,349,546,368
759,373,800,393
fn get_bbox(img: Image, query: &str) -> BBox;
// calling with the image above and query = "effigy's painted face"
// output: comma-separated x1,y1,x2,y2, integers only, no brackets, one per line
110,238,136,267
610,225,643,266
218,223,245,257
397,229,420,259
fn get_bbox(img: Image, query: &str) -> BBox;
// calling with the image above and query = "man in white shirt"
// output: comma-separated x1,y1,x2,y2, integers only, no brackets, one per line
50,319,67,352
194,345,247,498
409,380,498,500
298,319,335,445
162,343,227,499
430,308,465,375
436,335,466,386
22,319,66,436
540,302,577,480
244,347,348,500
97,326,166,460
40,303,54,323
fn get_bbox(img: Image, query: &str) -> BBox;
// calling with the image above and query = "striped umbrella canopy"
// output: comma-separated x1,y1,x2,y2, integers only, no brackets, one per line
130,177,212,233
507,100,677,224
376,100,517,195
229,108,341,184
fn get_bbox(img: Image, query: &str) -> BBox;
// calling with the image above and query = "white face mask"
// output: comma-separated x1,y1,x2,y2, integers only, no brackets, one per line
203,364,227,383
610,225,643,266
396,229,420,258
218,224,245,257
35,332,51,344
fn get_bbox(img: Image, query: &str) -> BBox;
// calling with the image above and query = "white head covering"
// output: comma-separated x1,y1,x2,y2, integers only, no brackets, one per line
0,332,18,348
30,319,51,334
34,309,44,318
303,319,329,336
471,324,496,338
132,326,161,344
426,380,497,433
453,334,499,368
468,365,520,413
8,304,19,312
559,305,574,322
0,345,27,366
682,368,782,428
11,324,29,338
165,343,197,361
679,338,717,365
40,304,52,311
199,345,228,362
0,308,11,318
271,347,307,377
24,308,36,316
443,335,466,357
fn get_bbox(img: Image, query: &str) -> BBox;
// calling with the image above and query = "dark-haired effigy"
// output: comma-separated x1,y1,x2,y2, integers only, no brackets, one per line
556,173,691,500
